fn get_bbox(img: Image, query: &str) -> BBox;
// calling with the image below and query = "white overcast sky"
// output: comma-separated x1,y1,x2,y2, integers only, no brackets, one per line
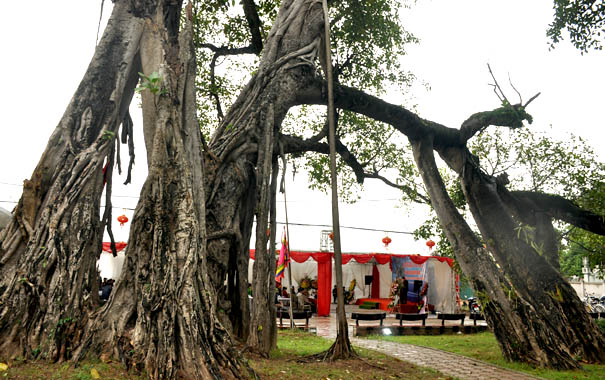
0,0,603,254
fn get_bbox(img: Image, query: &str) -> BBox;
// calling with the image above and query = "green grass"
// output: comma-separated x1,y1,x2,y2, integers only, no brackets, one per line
248,329,447,379
371,332,605,380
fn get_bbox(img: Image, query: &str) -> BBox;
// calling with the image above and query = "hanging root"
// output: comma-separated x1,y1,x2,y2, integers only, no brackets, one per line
120,110,136,185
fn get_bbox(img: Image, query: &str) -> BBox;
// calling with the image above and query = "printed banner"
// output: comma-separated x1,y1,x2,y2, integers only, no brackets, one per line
391,256,424,281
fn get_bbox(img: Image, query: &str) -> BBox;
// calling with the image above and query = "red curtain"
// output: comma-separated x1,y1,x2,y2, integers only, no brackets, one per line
371,264,380,298
316,253,332,316
101,242,128,254
248,250,332,316
408,254,454,267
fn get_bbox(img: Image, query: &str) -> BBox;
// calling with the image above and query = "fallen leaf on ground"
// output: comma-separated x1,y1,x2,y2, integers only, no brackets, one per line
90,368,101,379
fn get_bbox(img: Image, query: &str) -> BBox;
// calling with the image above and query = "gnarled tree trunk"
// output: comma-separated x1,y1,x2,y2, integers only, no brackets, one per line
74,3,247,379
412,136,604,369
204,0,325,353
0,0,143,361
456,147,605,368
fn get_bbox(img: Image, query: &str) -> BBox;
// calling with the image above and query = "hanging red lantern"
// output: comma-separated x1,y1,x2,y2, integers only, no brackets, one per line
117,214,129,226
382,236,392,247
328,232,334,241
426,239,436,250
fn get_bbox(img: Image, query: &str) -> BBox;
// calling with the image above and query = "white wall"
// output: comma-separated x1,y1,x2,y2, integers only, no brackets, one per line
569,280,605,298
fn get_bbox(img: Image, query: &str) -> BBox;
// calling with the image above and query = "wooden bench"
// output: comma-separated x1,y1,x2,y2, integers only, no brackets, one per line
469,313,485,326
395,313,428,326
351,312,386,327
437,313,466,326
276,309,312,329
589,312,601,319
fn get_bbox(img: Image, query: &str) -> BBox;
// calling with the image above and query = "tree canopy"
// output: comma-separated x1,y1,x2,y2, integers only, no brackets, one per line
548,0,605,52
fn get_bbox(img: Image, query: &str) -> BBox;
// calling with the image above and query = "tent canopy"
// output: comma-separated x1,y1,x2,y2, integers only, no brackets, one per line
249,250,456,315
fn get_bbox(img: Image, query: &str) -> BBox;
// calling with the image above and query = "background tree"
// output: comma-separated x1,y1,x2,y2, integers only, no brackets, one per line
548,0,605,52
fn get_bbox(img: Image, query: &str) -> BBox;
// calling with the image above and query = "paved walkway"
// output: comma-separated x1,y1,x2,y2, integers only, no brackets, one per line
309,307,543,380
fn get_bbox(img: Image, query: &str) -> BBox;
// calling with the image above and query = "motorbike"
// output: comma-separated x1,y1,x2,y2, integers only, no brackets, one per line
467,297,481,313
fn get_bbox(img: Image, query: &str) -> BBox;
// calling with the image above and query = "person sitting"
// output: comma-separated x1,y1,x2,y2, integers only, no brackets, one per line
297,289,316,313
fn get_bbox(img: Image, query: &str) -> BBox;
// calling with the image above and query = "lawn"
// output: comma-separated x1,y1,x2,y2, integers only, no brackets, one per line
248,329,450,379
0,330,450,380
372,332,605,380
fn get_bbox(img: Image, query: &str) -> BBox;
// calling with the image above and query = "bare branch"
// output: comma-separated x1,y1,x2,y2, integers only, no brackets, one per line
488,63,511,105
508,72,523,105
523,92,541,108
363,171,430,204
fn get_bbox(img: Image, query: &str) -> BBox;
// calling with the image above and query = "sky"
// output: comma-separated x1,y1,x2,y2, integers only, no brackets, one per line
0,0,603,254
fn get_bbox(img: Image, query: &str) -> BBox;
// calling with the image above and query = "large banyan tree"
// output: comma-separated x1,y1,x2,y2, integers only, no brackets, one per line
0,0,604,378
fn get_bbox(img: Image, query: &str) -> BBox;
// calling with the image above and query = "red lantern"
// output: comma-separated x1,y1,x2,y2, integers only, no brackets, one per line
382,236,392,247
117,214,129,226
328,232,334,241
426,239,435,250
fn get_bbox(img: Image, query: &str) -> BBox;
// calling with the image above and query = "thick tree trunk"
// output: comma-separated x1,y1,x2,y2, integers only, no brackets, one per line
457,149,605,368
203,0,325,350
0,0,143,360
74,5,246,379
411,136,580,368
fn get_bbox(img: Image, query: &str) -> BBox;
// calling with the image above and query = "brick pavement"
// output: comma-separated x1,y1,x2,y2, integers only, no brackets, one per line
311,311,543,380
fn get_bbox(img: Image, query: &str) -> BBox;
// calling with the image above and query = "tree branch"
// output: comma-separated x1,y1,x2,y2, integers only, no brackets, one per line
298,77,537,148
278,133,365,183
363,171,430,204
510,190,605,236
241,0,264,54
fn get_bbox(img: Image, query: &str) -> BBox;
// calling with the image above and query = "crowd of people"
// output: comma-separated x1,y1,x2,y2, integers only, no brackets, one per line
275,283,317,313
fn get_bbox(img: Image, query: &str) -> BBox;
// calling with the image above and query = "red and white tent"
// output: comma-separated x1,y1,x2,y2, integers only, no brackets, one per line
249,250,457,316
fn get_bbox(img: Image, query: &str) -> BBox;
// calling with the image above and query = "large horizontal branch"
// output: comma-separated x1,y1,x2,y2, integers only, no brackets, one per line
458,105,532,143
298,77,533,148
510,190,605,236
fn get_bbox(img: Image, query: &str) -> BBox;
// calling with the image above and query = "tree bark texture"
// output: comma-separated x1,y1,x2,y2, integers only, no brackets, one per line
74,3,246,379
412,136,602,368
203,0,325,352
0,0,143,361
456,147,605,367
247,102,278,354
